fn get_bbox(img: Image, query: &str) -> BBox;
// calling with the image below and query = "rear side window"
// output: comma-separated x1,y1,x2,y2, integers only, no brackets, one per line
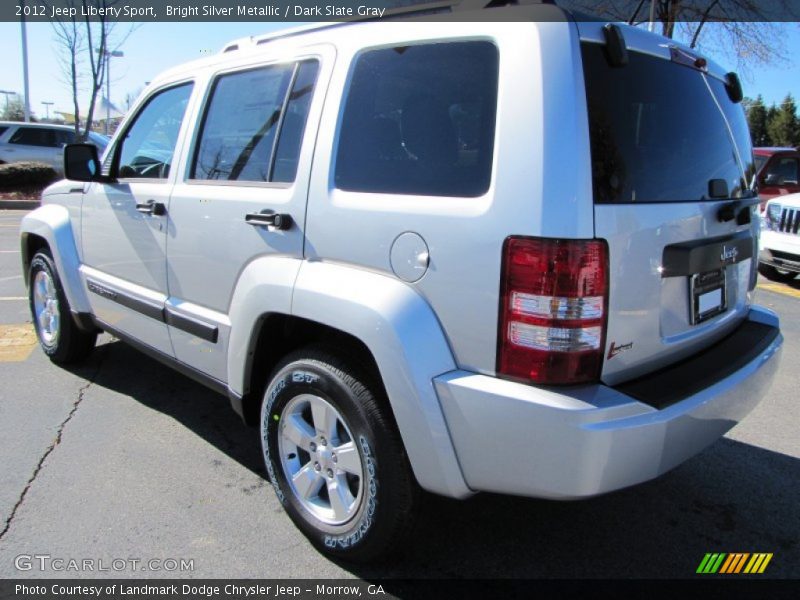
272,61,319,183
0,126,8,137
192,60,318,183
335,41,498,197
582,42,752,203
9,127,56,147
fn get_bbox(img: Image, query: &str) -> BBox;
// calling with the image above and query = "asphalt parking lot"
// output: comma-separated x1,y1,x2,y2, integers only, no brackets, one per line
0,208,797,580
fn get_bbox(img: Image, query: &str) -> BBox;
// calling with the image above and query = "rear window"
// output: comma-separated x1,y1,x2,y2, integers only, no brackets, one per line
334,41,498,197
582,42,753,203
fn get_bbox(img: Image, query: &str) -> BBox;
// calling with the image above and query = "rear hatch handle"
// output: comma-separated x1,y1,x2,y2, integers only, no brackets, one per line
717,197,761,225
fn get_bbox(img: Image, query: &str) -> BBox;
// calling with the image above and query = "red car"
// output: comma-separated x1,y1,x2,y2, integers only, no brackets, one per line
754,147,800,210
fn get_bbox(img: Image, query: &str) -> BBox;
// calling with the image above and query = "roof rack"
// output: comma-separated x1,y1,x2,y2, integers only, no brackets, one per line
220,0,554,53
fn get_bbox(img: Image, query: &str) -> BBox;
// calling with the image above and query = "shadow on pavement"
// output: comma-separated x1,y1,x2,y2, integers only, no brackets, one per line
71,338,799,579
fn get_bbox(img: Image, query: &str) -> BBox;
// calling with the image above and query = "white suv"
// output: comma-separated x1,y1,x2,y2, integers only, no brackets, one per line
20,6,783,562
760,194,800,282
0,121,108,172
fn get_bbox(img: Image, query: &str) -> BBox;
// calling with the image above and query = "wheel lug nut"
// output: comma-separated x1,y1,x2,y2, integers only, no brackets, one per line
320,437,327,446
332,454,337,463
309,442,317,452
314,462,321,471
326,469,334,478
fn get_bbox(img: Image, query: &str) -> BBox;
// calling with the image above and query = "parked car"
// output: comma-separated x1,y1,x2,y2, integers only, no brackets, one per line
754,146,800,210
760,194,800,282
0,121,108,172
20,5,782,562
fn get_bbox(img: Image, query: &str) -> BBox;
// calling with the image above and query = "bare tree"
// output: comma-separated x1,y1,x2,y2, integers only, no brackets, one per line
560,0,800,75
49,0,136,140
51,1,83,138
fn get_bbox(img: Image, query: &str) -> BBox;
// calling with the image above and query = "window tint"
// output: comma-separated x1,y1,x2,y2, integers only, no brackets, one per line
271,61,319,183
53,129,77,146
117,83,193,179
193,65,296,182
9,127,56,147
764,157,799,185
335,41,498,197
583,43,752,203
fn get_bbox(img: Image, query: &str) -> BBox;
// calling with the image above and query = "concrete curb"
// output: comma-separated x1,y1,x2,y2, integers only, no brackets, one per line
0,200,39,211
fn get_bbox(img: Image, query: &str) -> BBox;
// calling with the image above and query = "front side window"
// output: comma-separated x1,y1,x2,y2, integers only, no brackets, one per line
53,129,77,146
116,83,193,180
192,60,318,183
763,157,799,186
335,41,499,197
9,127,56,147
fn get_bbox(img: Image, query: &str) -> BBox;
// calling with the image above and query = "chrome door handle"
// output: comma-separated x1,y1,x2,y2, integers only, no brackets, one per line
245,210,292,230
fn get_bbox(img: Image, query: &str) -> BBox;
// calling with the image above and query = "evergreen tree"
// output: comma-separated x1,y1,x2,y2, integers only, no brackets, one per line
767,94,800,148
746,95,770,146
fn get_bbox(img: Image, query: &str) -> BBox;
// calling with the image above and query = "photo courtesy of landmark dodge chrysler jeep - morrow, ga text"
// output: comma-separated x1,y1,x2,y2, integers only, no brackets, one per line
19,2,783,562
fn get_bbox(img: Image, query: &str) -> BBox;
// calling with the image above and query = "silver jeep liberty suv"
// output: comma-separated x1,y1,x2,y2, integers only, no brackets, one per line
20,2,782,562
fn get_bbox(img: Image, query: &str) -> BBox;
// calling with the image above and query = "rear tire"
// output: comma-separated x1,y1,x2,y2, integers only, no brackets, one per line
758,263,797,283
28,250,96,364
260,346,420,563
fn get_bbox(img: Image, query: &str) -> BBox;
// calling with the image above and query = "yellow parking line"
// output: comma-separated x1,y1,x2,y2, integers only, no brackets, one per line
758,282,800,299
0,324,37,362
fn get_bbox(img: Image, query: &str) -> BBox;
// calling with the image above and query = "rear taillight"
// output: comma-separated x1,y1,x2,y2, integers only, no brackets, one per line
498,237,608,385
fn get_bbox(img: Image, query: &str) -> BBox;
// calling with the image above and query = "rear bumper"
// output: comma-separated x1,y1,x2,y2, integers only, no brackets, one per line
435,306,782,499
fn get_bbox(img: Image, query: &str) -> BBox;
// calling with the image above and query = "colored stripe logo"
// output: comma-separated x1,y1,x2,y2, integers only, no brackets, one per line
696,553,773,574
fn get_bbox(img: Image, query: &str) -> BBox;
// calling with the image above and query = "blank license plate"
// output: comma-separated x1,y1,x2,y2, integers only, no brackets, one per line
690,269,726,325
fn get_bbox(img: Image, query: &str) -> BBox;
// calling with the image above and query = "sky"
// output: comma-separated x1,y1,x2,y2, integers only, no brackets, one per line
0,20,798,120
0,21,296,118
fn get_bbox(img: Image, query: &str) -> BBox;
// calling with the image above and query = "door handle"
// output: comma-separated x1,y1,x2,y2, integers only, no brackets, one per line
245,210,292,230
136,200,166,216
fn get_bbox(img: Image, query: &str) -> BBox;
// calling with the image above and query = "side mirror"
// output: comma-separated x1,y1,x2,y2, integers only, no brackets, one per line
64,143,102,182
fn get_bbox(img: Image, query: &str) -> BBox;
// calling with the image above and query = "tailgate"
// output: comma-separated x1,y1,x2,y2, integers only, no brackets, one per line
579,29,760,386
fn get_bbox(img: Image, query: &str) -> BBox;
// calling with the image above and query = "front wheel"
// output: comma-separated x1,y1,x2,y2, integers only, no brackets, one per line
758,263,797,283
260,347,420,562
28,250,96,364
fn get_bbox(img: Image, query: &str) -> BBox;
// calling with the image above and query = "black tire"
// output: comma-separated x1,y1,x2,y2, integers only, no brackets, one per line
260,346,420,563
758,263,797,283
28,250,96,364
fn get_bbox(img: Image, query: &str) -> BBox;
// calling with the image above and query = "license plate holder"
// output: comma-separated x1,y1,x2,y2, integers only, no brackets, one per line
690,269,726,325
